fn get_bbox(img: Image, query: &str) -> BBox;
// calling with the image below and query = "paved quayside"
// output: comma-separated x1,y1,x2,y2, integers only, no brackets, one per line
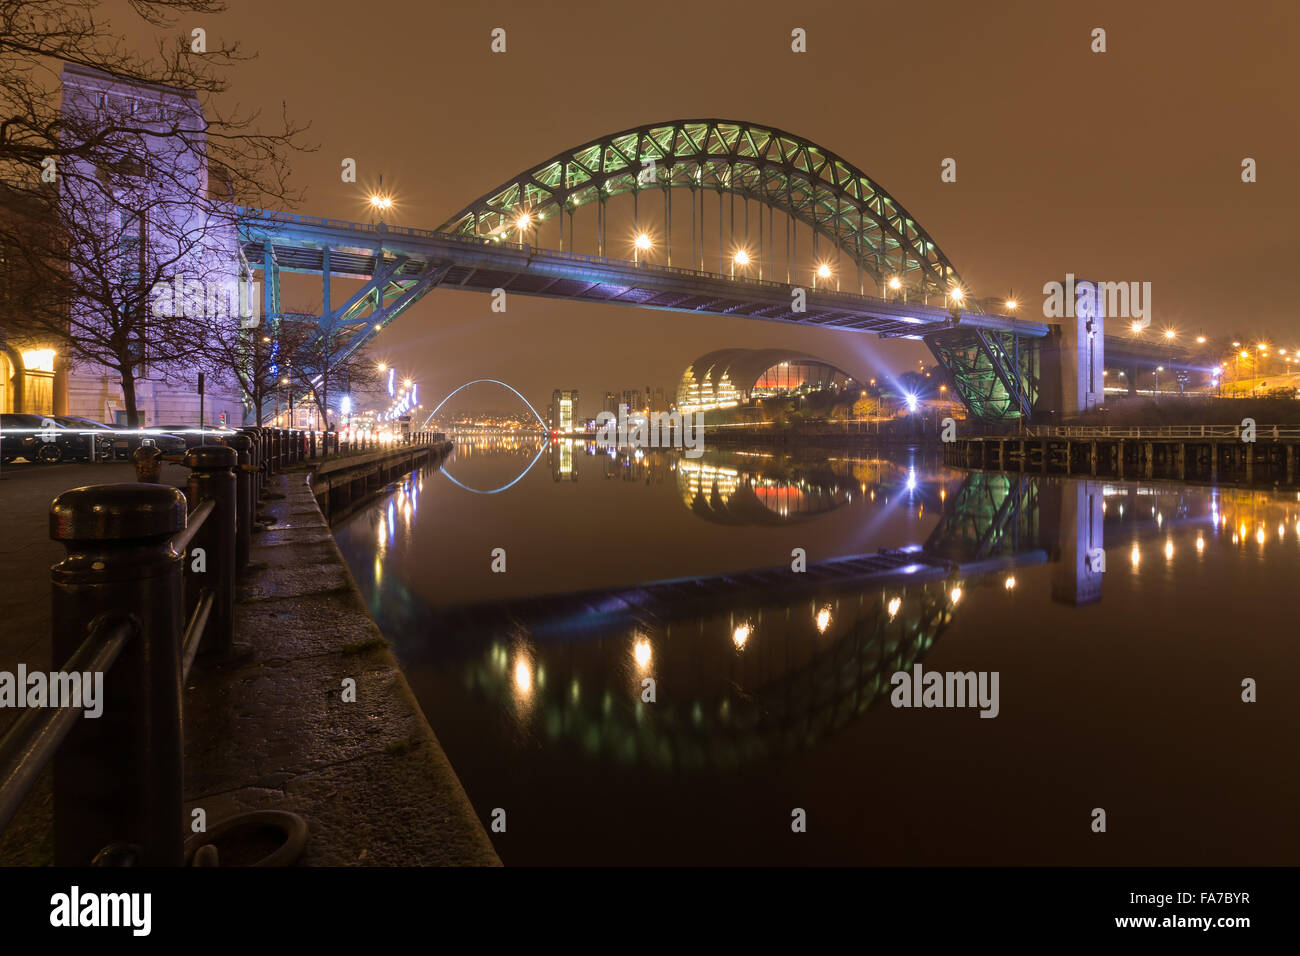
182,465,499,865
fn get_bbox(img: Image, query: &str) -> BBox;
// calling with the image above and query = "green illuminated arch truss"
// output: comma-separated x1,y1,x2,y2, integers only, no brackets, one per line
438,119,966,300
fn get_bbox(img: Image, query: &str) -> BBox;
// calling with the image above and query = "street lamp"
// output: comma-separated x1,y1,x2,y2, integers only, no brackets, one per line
1004,299,1018,311
731,249,750,277
634,232,652,264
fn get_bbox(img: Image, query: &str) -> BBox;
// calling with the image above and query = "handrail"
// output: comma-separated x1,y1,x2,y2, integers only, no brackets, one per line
0,617,135,834
171,497,215,555
181,591,216,680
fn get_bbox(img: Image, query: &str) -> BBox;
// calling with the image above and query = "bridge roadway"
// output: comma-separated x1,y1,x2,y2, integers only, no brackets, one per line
236,206,1047,343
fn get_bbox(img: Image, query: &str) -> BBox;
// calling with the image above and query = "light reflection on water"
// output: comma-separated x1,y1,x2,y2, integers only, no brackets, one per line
334,439,1300,865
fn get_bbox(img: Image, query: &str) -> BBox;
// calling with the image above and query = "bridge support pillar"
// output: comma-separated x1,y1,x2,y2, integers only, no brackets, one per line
1211,442,1219,482
1246,446,1254,484
1287,444,1295,485
1143,442,1154,479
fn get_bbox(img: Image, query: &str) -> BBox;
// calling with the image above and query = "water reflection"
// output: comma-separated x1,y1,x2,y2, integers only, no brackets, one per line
334,443,1300,864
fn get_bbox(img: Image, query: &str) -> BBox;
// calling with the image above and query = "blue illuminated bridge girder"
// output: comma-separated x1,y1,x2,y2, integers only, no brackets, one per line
236,206,1052,420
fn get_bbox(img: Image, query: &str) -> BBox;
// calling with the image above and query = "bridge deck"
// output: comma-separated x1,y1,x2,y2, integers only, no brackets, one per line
235,206,1048,339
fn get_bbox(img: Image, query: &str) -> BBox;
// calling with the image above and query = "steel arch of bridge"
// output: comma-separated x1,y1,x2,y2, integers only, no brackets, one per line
419,378,548,432
420,379,548,495
438,119,968,301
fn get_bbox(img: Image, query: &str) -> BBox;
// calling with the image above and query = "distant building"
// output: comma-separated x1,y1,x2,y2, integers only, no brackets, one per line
550,388,578,432
58,64,246,426
603,391,619,416
677,349,856,411
621,388,642,415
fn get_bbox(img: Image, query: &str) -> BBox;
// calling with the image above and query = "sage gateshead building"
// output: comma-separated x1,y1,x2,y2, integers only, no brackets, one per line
676,349,858,412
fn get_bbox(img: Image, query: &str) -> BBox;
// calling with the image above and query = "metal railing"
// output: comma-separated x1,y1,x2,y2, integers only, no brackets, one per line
0,426,447,863
1026,423,1300,440
0,436,257,864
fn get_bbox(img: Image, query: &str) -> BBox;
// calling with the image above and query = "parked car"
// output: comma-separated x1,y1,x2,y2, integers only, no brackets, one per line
0,413,108,463
144,424,238,449
59,417,187,458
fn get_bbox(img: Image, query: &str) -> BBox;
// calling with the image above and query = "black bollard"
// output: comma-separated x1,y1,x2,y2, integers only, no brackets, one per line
50,483,187,866
185,445,237,652
225,434,253,571
242,427,262,502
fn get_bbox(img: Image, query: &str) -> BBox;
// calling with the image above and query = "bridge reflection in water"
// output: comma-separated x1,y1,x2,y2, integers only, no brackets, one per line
335,441,1300,863
354,443,1244,769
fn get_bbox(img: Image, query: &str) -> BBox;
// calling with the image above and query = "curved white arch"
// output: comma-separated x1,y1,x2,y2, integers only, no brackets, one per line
421,379,550,495
420,378,548,432
439,443,547,495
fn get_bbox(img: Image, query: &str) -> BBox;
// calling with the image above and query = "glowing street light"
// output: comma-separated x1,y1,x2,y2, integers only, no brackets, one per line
1131,321,1144,333
377,363,388,372
949,286,964,303
634,232,652,263
1004,299,1018,310
731,249,750,277
1164,329,1176,340
368,194,393,212
888,276,902,291
1196,335,1207,344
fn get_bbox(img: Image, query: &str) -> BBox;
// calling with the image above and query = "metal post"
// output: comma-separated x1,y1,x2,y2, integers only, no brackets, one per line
225,434,253,571
50,483,187,866
185,446,237,652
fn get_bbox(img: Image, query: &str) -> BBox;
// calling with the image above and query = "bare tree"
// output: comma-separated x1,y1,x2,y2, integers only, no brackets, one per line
0,0,308,425
280,315,381,429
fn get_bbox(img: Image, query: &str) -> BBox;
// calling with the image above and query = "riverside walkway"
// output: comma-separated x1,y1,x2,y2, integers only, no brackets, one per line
0,454,497,866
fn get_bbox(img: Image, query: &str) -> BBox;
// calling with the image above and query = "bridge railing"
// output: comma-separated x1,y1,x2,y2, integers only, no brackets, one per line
1026,424,1300,439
